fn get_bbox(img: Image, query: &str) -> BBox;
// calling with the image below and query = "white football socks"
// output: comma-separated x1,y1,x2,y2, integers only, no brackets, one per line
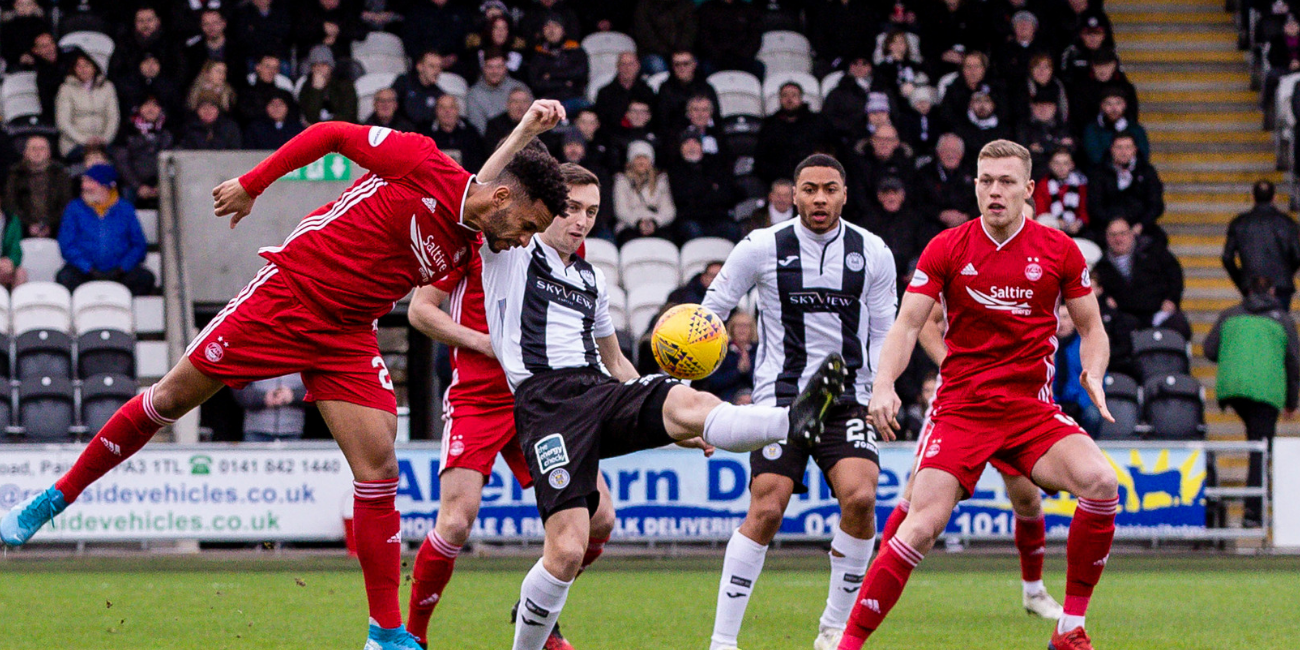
702,403,789,452
1023,579,1046,596
710,530,769,650
1058,614,1086,634
512,559,573,650
820,526,876,631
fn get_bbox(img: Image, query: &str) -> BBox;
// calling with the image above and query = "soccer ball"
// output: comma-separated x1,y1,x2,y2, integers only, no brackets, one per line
650,304,730,381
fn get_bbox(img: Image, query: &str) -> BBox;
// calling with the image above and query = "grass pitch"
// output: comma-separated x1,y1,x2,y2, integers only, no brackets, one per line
1,552,1297,649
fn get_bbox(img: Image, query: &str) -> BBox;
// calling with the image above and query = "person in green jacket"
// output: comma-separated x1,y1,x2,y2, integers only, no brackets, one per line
1204,275,1300,526
0,212,26,288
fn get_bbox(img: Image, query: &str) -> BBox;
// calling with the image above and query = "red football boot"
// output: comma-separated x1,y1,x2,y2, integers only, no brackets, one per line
1048,626,1094,650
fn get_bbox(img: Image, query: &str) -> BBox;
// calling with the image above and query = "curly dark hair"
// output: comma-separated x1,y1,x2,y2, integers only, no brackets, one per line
500,141,569,219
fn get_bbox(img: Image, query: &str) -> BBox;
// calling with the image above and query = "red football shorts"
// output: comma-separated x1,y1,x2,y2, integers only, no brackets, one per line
186,264,397,414
915,399,1088,497
440,404,533,488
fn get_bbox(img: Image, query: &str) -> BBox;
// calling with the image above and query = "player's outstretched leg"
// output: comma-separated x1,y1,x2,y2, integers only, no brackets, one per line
1,360,222,546
1004,472,1062,620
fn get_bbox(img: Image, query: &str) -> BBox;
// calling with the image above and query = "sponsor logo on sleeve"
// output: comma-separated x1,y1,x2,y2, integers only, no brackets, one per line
368,126,393,147
910,268,929,287
1081,266,1092,288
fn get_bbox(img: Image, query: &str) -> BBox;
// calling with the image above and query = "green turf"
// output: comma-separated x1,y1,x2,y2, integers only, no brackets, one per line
2,554,1298,649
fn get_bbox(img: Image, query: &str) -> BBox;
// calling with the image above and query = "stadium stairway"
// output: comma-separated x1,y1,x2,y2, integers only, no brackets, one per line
1112,0,1300,444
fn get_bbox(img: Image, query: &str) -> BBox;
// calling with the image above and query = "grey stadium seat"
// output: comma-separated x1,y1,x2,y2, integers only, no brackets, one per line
1142,373,1205,440
15,329,73,379
1132,328,1190,381
78,329,136,378
19,375,76,442
81,373,136,437
1097,373,1141,440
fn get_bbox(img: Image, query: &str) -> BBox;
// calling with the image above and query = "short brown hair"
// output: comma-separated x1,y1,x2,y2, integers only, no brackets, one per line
560,162,600,189
978,139,1032,178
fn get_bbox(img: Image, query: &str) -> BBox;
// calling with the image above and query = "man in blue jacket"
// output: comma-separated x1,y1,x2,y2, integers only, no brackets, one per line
55,163,154,296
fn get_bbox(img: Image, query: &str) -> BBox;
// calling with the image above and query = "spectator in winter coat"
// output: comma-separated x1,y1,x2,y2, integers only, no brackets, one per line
860,177,936,295
754,83,834,184
1017,87,1075,174
401,0,470,71
1222,180,1300,309
56,53,120,159
745,179,795,233
484,87,532,148
110,7,170,80
594,52,656,137
465,52,528,135
233,0,292,63
56,164,154,295
952,91,1012,158
1020,53,1071,127
939,52,1007,126
236,54,290,125
1204,275,1300,526
1082,89,1149,168
235,374,308,441
392,51,446,130
823,56,896,146
1070,48,1140,135
111,97,173,209
896,86,944,157
527,16,589,109
667,95,729,166
1032,150,1090,237
364,89,417,133
614,140,675,244
632,0,697,74
3,135,72,238
180,100,243,150
1088,134,1164,239
668,133,738,242
655,51,719,137
695,311,758,403
298,45,358,125
431,95,486,172
243,94,304,150
116,52,182,123
916,133,978,228
1092,217,1184,329
877,30,929,102
1265,14,1300,115
186,59,237,115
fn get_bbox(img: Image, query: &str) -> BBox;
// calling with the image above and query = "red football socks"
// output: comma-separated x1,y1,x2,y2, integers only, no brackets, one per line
1063,497,1119,617
55,388,174,502
579,534,610,575
878,500,909,548
406,530,462,642
1015,514,1047,583
353,479,403,629
839,537,924,649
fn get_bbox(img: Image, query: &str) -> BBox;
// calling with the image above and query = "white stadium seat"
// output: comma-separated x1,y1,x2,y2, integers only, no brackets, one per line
12,281,72,334
763,71,822,114
0,286,10,335
582,32,637,83
19,238,63,283
708,71,764,118
645,71,670,93
586,71,617,104
583,238,620,288
353,31,405,61
134,296,166,336
1073,237,1104,269
820,71,845,99
138,209,159,246
437,72,469,114
627,283,676,338
135,340,170,379
145,252,162,282
355,72,400,122
72,281,134,334
757,30,812,75
680,237,735,281
620,238,680,286
606,285,628,333
59,31,115,73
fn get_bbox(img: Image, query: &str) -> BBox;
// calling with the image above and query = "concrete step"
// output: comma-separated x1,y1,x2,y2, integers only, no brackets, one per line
1112,11,1233,24
1152,139,1274,154
1185,266,1230,279
1142,89,1258,103
1151,150,1274,165
1170,232,1226,247
1162,170,1284,183
1163,211,1235,224
1120,53,1244,67
1144,100,1261,113
1186,276,1238,290
1183,297,1240,311
1165,188,1286,202
1145,110,1260,124
1165,221,1232,235
1129,70,1250,84
1178,253,1223,269
1139,79,1253,92
1148,130,1270,144
1116,22,1236,36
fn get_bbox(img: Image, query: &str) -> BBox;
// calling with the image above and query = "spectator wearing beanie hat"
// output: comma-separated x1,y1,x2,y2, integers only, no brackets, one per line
614,140,675,245
56,164,155,296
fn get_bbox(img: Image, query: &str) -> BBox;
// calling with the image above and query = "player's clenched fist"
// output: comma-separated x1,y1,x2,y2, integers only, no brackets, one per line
519,99,566,137
868,384,902,441
212,178,255,228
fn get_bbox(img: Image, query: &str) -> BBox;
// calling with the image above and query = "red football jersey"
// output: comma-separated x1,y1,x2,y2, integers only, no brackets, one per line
433,251,514,411
906,218,1092,409
238,122,480,326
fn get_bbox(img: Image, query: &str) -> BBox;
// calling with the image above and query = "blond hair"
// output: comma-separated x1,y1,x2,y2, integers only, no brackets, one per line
977,139,1032,178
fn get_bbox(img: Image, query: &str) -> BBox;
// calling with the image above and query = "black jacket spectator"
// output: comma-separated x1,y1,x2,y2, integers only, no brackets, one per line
696,0,763,74
3,136,72,238
236,63,293,125
1223,193,1300,307
1088,143,1164,236
754,102,833,184
111,100,173,208
668,141,737,242
18,33,62,120
847,125,914,215
1094,225,1184,326
0,4,49,68
1069,51,1139,133
527,22,589,104
233,0,293,62
916,0,995,76
952,92,1013,157
115,53,183,121
1017,99,1075,175
916,135,978,226
364,89,418,133
392,53,446,130
402,0,470,63
822,60,897,146
519,0,582,49
633,0,697,60
859,180,937,293
431,99,487,172
294,0,362,62
180,103,243,150
244,115,304,150
183,10,243,84
655,53,719,135
594,55,657,137
109,7,171,79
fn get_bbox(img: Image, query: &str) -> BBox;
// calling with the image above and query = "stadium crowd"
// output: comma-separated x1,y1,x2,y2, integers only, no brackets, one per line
0,0,1257,442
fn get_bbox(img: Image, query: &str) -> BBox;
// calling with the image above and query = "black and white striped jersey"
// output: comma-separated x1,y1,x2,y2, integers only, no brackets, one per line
703,219,897,407
481,238,615,392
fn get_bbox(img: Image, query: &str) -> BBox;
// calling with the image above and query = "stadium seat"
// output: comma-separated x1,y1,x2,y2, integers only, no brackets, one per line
722,114,762,157
732,197,766,223
1132,328,1190,381
680,237,735,281
757,30,812,74
3,92,43,125
73,281,134,334
0,286,9,336
81,373,136,437
135,340,170,379
820,71,844,99
607,285,628,333
0,332,9,378
586,71,617,104
708,71,764,118
1073,237,1103,268
645,71,670,93
59,31,115,73
244,71,295,95
79,329,136,378
138,209,159,246
627,283,676,338
1142,373,1205,440
1098,373,1142,440
583,238,620,288
15,329,73,379
12,281,71,334
145,252,162,282
134,296,165,336
437,72,469,114
2,72,41,123
352,31,405,61
18,238,63,283
355,72,400,122
581,32,637,83
935,71,960,103
762,71,821,114
17,375,75,442
0,383,11,435
620,238,680,286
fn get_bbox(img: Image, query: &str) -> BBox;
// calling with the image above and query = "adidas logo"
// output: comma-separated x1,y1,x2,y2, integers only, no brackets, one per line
101,437,122,457
862,598,881,613
418,593,441,606
1031,547,1047,556
960,263,978,276
387,533,403,544
422,197,439,214
1093,554,1109,567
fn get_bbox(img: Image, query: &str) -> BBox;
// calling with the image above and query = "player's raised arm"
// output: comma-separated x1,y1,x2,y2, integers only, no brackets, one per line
1065,292,1114,424
477,99,566,183
868,291,937,441
700,235,762,320
409,285,495,358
